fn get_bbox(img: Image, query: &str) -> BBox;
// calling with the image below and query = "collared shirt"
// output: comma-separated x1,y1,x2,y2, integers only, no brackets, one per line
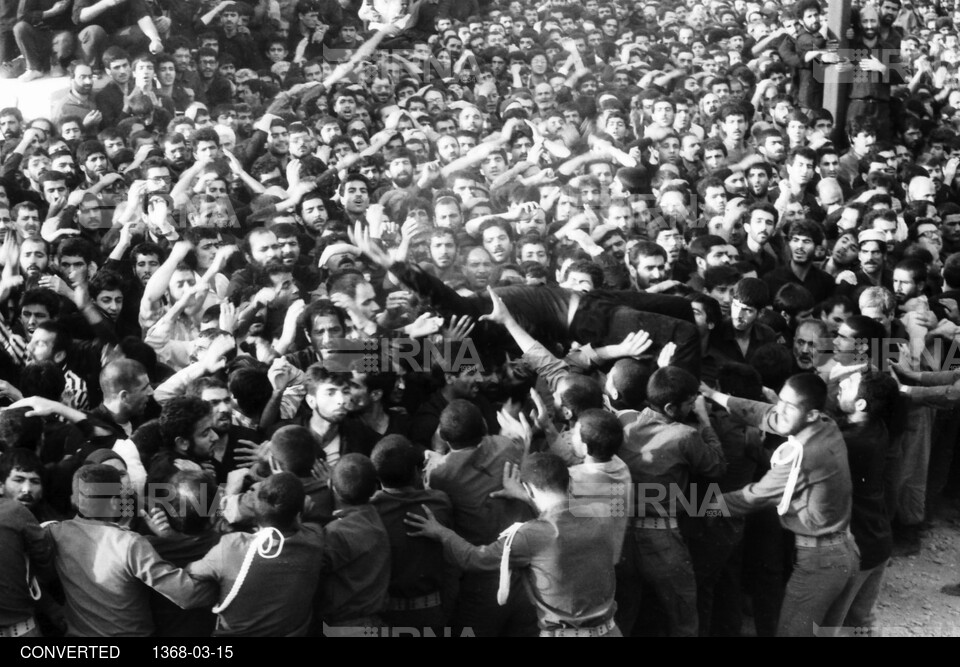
371,487,453,600
47,517,216,637
619,407,726,518
721,397,853,537
187,524,326,637
0,498,53,626
440,501,618,630
315,504,391,623
569,456,632,562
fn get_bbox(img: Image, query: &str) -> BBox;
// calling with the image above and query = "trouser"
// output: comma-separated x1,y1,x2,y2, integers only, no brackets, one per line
613,526,642,636
12,23,74,72
777,535,859,637
846,98,894,142
711,539,745,636
0,28,13,63
77,21,169,68
895,404,933,526
682,515,745,637
0,0,16,62
628,526,698,637
742,506,789,637
451,571,538,637
837,561,888,635
927,409,960,517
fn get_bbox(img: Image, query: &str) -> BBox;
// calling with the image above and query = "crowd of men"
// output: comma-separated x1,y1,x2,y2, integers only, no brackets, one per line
2,0,960,640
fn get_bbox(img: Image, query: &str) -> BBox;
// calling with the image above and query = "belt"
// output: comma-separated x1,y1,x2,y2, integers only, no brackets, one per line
385,591,442,612
795,532,847,548
541,617,617,638
0,616,36,638
630,516,678,530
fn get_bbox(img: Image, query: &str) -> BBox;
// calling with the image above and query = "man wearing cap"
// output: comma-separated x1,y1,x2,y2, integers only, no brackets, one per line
702,374,858,637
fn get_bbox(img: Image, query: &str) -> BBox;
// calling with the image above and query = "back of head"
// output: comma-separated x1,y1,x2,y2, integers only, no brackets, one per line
717,362,764,401
610,358,654,409
255,471,305,528
19,361,67,402
784,373,828,412
646,366,698,413
331,453,377,505
229,367,274,417
519,453,570,495
438,399,486,449
100,358,148,400
270,425,319,477
845,313,887,362
577,409,624,462
370,434,420,488
943,252,960,290
558,374,604,419
73,464,124,520
856,369,899,416
164,469,219,534
751,342,795,391
0,407,43,452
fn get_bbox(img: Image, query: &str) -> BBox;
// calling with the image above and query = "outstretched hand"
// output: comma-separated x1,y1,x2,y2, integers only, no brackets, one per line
479,285,513,325
349,221,392,268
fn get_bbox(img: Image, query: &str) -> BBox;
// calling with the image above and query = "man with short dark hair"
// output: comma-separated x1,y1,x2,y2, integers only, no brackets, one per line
710,278,778,364
410,452,623,637
702,374,859,637
315,453,391,635
46,464,217,636
370,435,453,630
616,366,725,637
763,220,835,302
424,399,538,637
187,471,325,636
0,483,53,638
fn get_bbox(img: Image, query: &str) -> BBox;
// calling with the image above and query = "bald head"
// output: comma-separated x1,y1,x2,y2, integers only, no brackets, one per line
817,178,843,207
909,176,936,203
100,359,149,399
